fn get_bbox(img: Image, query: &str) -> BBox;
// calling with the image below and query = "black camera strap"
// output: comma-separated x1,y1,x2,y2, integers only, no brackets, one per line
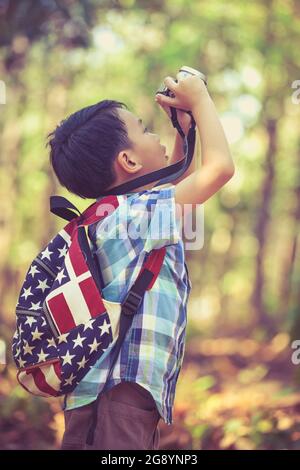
99,109,196,196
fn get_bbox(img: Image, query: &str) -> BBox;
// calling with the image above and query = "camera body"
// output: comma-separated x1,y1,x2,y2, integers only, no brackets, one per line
156,65,207,100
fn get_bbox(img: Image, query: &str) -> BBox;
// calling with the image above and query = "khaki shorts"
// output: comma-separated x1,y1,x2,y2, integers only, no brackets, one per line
61,381,161,450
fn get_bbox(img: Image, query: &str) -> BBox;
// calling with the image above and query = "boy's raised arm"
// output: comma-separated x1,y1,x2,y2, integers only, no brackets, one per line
156,75,235,209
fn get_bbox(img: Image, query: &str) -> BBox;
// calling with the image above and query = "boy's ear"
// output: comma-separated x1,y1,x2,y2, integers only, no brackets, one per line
116,151,143,174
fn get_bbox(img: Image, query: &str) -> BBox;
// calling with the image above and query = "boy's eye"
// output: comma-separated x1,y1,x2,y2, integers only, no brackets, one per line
143,127,149,133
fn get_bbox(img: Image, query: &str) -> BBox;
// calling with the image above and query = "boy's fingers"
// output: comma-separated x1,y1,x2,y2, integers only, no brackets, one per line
156,94,177,107
163,76,177,90
155,99,171,117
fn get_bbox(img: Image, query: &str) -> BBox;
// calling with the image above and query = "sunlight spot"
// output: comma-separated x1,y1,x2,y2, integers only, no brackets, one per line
220,112,244,144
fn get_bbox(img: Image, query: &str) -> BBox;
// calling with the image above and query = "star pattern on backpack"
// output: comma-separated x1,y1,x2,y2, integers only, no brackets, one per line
13,221,115,396
13,307,113,393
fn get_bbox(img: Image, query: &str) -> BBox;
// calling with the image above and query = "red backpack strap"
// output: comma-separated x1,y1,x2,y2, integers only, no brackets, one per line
121,247,166,317
78,195,121,226
137,248,166,290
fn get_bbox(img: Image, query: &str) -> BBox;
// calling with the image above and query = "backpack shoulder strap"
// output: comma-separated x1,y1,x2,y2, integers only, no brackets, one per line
50,195,120,224
50,195,82,221
121,248,166,316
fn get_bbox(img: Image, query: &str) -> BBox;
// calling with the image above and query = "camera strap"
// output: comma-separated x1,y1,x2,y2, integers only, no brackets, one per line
99,109,196,196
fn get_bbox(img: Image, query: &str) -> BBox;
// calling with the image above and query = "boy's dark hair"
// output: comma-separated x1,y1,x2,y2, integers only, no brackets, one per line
47,100,133,199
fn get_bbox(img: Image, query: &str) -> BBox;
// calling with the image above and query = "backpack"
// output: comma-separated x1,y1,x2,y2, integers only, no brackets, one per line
12,195,166,399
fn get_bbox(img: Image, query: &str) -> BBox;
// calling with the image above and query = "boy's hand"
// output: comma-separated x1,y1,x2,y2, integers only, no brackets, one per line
156,74,208,113
155,95,192,134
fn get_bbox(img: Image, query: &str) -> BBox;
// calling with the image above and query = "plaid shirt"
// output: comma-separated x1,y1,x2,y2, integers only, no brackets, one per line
63,185,192,426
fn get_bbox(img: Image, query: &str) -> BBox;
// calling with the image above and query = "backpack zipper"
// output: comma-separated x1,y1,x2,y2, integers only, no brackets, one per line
35,257,57,279
18,357,60,372
16,308,41,317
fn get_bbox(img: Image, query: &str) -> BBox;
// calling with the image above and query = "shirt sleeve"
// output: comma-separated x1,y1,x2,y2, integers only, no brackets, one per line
94,185,182,256
123,185,182,253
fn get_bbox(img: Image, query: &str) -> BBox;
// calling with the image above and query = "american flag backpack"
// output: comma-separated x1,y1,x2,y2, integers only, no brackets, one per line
12,194,166,399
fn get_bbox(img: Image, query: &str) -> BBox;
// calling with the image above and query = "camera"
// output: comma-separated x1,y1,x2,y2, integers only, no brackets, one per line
156,65,207,101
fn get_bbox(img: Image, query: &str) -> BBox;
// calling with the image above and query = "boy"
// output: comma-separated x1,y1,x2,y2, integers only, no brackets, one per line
47,74,234,450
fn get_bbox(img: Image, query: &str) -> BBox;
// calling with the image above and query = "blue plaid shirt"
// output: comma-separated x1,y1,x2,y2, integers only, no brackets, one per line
63,184,192,425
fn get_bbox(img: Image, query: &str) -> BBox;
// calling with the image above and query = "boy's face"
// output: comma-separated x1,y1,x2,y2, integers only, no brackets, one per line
114,108,169,185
